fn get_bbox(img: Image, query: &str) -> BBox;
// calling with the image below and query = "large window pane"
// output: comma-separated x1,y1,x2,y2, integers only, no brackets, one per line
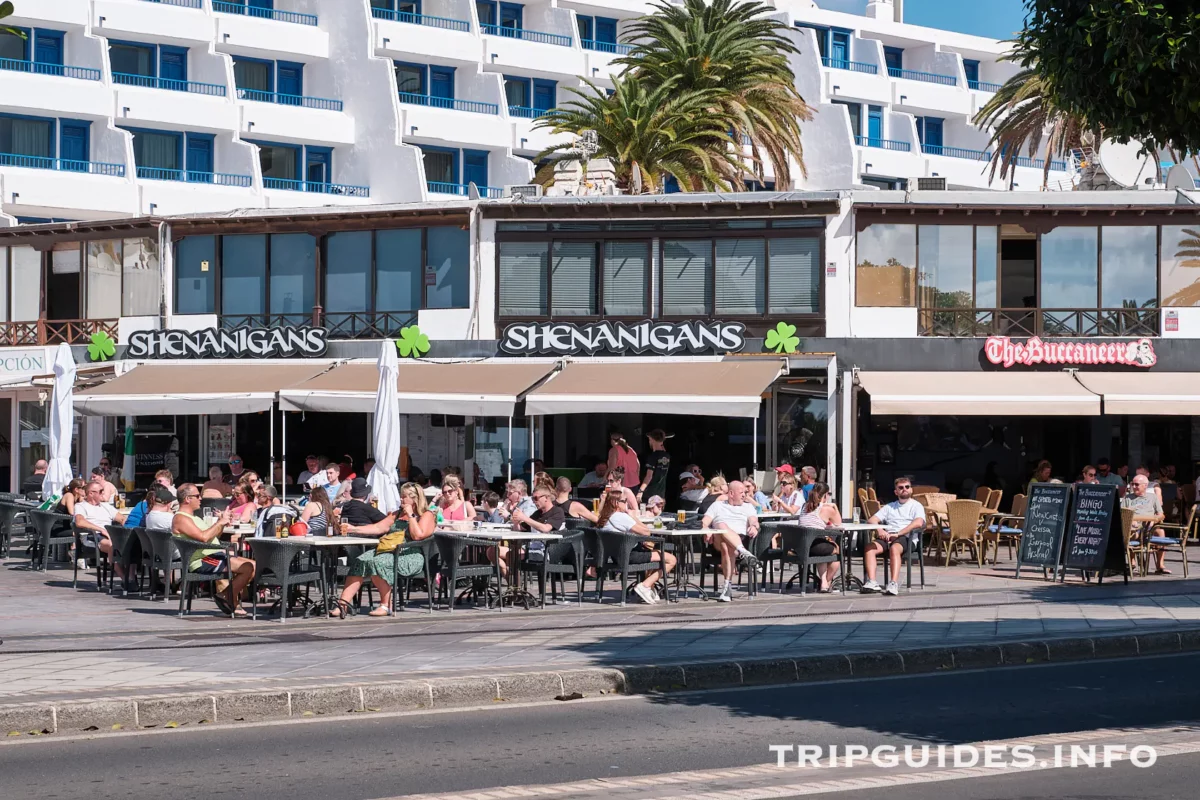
714,239,765,315
376,229,422,312
324,232,372,335
603,241,649,316
175,236,215,314
1101,226,1156,308
109,43,154,76
423,150,455,184
1162,225,1200,306
662,239,712,315
221,234,267,316
0,117,52,158
917,225,973,308
233,58,272,92
86,240,123,318
259,144,297,181
769,237,820,314
395,64,424,94
1041,227,1098,308
123,237,161,317
0,31,26,61
131,131,179,171
975,226,998,308
498,241,548,316
551,241,597,316
269,233,315,320
426,226,469,309
856,224,915,306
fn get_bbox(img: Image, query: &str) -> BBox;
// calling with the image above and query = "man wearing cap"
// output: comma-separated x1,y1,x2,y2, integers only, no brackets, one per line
340,477,396,531
637,429,672,506
680,471,707,504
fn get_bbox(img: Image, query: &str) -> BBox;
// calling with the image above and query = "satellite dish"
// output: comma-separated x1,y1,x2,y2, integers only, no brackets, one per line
1095,139,1153,188
1166,164,1195,191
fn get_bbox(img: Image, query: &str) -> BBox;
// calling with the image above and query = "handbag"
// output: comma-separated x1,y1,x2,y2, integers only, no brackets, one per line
375,530,407,554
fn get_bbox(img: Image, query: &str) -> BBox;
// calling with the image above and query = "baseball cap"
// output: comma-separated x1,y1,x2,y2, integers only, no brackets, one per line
679,471,696,481
775,464,795,475
350,477,370,499
152,485,176,504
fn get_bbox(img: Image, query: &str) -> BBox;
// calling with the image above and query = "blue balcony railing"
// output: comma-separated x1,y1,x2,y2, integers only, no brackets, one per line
887,67,957,86
968,79,1004,93
427,181,503,198
922,144,990,161
370,6,470,31
0,58,101,80
137,167,252,186
509,105,550,119
480,23,571,47
113,72,227,96
263,177,370,197
1012,155,1069,172
581,39,633,55
855,135,912,152
398,92,499,115
0,152,125,176
236,88,343,111
211,0,317,26
141,0,203,7
821,56,878,75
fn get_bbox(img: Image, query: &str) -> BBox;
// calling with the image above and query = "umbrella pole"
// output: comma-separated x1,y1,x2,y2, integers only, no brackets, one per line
753,415,758,471
529,419,535,487
281,407,288,504
507,416,513,483
269,402,276,491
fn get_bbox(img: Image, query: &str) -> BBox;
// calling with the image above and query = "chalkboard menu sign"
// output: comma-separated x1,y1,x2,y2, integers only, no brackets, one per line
1062,483,1126,580
1016,482,1072,577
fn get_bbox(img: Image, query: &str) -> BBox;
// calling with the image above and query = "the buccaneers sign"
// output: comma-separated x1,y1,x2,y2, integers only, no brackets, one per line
984,336,1156,369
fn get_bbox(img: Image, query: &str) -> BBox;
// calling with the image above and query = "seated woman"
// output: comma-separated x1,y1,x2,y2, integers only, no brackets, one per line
771,473,804,515
437,475,475,525
227,485,256,524
795,482,842,593
54,479,85,517
746,478,770,513
334,482,435,618
597,493,676,605
642,494,666,522
603,468,640,515
297,485,333,535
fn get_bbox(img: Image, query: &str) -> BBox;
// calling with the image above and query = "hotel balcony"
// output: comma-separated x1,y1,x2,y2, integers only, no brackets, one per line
263,178,370,197
214,1,328,59
238,90,355,145
482,19,584,76
890,68,971,116
94,0,213,43
113,72,227,96
427,180,503,198
2,64,112,119
0,156,136,217
373,0,477,64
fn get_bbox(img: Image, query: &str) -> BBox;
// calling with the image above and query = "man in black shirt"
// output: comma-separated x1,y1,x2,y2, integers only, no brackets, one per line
638,429,672,506
340,477,396,531
20,459,48,495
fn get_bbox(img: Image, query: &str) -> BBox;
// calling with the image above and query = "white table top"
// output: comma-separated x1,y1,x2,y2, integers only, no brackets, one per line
450,530,563,542
757,511,797,519
246,535,380,546
656,528,712,537
836,523,886,531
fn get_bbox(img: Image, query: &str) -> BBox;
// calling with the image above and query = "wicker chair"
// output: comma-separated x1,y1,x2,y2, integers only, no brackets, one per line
934,499,983,567
862,498,881,518
518,531,585,607
1119,507,1142,577
985,488,1004,513
866,487,878,502
1146,505,1196,578
0,501,26,558
596,528,668,606
974,486,991,503
981,493,1025,564
911,485,940,497
142,527,182,601
246,538,322,622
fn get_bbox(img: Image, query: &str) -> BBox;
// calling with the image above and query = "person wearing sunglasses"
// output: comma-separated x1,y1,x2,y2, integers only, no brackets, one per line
223,455,247,486
861,476,926,596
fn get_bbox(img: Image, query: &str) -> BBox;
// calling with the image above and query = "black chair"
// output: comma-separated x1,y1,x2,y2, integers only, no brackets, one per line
173,537,236,618
880,532,926,589
199,497,232,514
105,524,141,594
389,536,437,613
433,532,502,612
142,527,182,601
247,539,322,622
71,522,111,590
743,524,784,592
776,525,842,595
519,531,585,607
132,527,157,595
676,498,700,512
0,501,25,557
28,509,73,571
595,528,667,606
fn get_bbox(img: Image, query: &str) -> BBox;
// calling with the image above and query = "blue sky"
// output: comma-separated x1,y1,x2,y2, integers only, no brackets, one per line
821,0,1029,39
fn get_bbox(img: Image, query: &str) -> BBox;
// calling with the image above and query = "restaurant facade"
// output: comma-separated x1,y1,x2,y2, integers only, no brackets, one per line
2,188,1199,512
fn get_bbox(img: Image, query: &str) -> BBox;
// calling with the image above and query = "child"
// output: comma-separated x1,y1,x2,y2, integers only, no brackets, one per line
479,491,504,523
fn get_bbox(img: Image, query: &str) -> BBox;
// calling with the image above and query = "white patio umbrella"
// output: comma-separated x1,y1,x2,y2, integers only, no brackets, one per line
42,343,77,499
366,340,402,514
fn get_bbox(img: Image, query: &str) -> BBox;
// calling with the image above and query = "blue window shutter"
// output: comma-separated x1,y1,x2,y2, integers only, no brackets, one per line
185,134,213,180
595,17,616,43
277,61,304,100
34,30,64,66
430,66,455,100
462,149,488,188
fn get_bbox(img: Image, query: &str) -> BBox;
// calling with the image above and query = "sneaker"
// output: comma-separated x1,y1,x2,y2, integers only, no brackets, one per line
884,581,899,596
633,584,657,605
76,558,88,570
716,584,733,603
736,550,759,569
860,580,883,594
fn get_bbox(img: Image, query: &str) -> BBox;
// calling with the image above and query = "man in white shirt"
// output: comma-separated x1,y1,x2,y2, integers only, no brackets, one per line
862,476,927,596
74,480,129,580
701,480,760,602
680,472,707,504
297,454,322,486
578,461,608,489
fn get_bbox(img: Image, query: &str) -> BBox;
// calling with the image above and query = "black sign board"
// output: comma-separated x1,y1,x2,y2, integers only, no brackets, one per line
1015,482,1071,578
127,326,328,359
1062,483,1126,581
499,320,746,356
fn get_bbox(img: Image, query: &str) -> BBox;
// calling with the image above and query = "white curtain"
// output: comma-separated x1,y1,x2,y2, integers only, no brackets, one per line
122,237,161,317
12,119,50,157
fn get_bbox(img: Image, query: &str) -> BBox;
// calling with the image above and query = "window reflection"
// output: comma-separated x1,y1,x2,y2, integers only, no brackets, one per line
1101,226,1156,308
1161,225,1200,306
917,225,973,308
1040,227,1098,308
856,223,916,307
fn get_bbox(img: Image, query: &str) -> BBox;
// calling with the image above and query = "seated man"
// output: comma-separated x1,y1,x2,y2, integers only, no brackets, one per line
201,466,231,499
511,486,567,567
74,480,130,580
862,476,926,596
21,459,48,496
1122,474,1168,574
578,460,608,490
701,480,760,603
172,484,254,617
253,485,291,538
679,471,707,505
91,466,119,504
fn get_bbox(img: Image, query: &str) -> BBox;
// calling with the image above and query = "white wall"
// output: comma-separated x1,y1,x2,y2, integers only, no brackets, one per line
787,27,855,191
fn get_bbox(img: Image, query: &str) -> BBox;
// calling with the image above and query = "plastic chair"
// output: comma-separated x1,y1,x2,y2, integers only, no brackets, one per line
72,522,110,590
595,528,667,606
246,539,322,622
880,532,926,589
142,527,182,601
775,525,841,595
389,536,437,613
173,536,236,618
433,532,503,612
28,509,74,571
519,531,585,607
0,501,25,557
105,524,141,593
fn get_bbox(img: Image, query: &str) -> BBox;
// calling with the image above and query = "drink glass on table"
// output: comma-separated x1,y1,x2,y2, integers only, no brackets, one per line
677,510,687,524
852,508,861,523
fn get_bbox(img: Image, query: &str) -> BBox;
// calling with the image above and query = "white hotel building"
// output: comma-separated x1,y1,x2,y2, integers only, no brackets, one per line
0,0,1071,224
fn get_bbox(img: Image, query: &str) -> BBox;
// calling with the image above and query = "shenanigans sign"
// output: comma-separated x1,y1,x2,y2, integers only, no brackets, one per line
500,320,747,356
128,326,329,359
984,336,1157,369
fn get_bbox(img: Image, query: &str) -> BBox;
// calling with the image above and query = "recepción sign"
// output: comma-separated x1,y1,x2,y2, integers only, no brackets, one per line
984,336,1156,369
128,326,329,359
0,347,47,377
499,320,747,356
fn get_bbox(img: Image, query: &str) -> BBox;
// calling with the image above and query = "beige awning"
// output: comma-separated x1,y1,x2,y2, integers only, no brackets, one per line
278,361,557,417
858,371,1101,416
524,359,784,417
1071,373,1200,415
74,363,331,416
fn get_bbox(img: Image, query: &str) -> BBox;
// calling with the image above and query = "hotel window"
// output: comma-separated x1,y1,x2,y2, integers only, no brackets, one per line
855,223,916,306
661,239,712,316
0,114,53,159
1162,226,1200,306
1100,225,1157,308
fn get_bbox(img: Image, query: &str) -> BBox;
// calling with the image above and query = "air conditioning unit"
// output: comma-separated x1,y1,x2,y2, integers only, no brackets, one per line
507,184,544,199
915,177,947,191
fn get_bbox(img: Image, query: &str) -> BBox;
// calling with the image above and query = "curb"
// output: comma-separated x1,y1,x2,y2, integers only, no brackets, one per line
4,628,1199,738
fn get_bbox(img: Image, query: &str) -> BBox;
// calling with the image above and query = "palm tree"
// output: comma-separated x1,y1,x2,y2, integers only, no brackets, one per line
615,0,812,189
973,66,1092,187
536,76,742,193
1,2,23,37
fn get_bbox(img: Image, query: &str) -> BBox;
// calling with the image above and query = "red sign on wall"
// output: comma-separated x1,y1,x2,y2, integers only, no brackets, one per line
984,336,1156,369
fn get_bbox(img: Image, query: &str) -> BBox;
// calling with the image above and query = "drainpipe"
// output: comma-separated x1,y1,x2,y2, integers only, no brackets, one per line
157,220,168,328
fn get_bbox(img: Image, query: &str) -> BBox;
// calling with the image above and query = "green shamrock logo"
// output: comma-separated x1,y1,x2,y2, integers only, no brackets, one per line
395,325,430,359
87,331,116,362
764,322,800,354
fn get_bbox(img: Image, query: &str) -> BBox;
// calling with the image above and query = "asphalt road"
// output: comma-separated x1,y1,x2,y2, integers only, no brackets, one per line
3,653,1200,800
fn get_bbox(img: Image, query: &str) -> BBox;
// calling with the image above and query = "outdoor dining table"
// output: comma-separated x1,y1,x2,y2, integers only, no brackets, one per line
451,528,564,609
244,534,379,618
655,528,713,601
833,522,885,593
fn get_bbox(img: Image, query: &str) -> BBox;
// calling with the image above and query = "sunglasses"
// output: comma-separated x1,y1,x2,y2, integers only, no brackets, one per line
896,485,912,490
230,460,242,465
